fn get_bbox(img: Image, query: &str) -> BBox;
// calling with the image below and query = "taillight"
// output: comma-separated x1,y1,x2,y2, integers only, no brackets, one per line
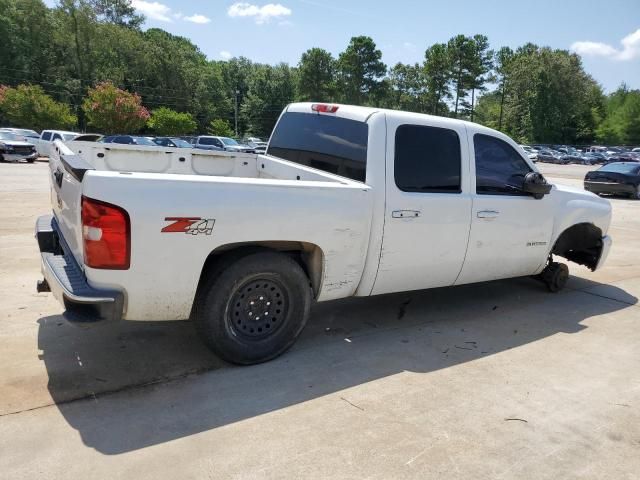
81,196,130,269
311,103,339,113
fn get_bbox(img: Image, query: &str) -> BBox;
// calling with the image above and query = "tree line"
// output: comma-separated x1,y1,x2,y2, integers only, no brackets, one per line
1,0,638,144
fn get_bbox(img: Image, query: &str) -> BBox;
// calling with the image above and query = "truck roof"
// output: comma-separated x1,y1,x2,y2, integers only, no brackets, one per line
285,102,502,138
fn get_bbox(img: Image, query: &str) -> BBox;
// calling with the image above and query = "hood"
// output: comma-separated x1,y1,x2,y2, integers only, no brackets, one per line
1,140,35,147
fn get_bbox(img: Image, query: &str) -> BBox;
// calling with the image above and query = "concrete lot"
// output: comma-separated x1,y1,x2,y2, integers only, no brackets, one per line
0,161,638,479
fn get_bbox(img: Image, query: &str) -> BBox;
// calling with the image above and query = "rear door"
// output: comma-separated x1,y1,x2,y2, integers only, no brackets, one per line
372,114,472,295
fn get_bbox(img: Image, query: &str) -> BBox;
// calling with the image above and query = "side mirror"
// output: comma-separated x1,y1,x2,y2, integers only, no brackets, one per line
522,172,552,199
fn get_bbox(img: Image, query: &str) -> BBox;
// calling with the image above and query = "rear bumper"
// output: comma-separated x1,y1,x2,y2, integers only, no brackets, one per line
35,214,124,322
584,181,636,196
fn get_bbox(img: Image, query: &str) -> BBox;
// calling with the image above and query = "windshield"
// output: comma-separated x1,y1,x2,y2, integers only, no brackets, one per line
0,132,18,141
171,138,192,148
598,163,640,174
221,137,239,145
61,133,76,141
14,129,39,137
133,137,156,146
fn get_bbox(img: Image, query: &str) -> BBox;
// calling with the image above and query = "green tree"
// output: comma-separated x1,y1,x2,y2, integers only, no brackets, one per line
597,85,640,144
207,119,234,136
148,107,196,135
494,46,514,130
388,62,426,112
423,43,452,115
447,34,475,117
297,48,335,101
89,0,143,28
336,36,387,105
241,63,295,137
467,35,493,122
83,81,149,133
0,84,76,130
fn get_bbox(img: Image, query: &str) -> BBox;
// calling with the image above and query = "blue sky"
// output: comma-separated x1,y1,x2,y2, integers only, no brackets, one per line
49,0,640,92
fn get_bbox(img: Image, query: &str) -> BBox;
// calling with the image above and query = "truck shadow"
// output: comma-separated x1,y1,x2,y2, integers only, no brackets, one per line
37,276,636,455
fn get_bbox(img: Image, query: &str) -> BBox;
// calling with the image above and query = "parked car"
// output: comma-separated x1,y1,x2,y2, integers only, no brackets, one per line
583,152,608,164
102,135,157,146
606,153,639,163
537,149,569,164
192,135,224,151
632,147,640,153
244,137,268,154
194,135,255,153
584,162,640,199
0,127,40,142
563,153,591,164
33,130,81,157
0,131,38,162
152,137,193,148
520,145,538,161
36,102,613,364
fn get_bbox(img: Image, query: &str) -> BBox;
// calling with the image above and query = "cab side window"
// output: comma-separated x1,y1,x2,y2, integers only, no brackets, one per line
474,134,532,195
395,125,461,193
41,132,52,141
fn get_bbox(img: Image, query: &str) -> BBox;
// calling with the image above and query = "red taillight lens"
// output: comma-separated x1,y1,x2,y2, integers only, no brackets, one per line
311,103,339,113
81,196,130,269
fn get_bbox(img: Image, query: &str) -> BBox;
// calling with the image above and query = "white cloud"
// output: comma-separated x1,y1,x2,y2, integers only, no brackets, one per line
131,0,172,22
227,2,292,24
571,28,640,61
220,51,233,60
184,14,211,24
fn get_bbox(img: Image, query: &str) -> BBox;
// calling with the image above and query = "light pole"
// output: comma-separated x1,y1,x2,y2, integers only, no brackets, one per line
234,89,239,137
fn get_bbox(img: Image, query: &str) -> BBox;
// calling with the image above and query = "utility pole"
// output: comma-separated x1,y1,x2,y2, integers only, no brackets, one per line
234,89,239,137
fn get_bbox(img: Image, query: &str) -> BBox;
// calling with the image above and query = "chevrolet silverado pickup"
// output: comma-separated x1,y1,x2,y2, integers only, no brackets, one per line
36,103,613,364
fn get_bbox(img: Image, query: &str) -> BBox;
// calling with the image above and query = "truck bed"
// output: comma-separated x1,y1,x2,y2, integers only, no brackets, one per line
66,140,355,184
49,140,374,321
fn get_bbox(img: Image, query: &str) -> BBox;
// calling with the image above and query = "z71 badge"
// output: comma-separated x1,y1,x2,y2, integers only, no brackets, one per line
162,217,215,235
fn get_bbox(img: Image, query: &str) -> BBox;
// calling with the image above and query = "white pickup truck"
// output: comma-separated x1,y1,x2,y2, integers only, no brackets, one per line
33,129,81,157
36,103,612,364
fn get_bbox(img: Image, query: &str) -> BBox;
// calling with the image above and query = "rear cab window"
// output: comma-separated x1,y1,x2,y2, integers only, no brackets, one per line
267,112,368,182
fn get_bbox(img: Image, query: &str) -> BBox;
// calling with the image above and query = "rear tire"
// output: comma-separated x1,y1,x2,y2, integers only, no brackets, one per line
194,251,312,364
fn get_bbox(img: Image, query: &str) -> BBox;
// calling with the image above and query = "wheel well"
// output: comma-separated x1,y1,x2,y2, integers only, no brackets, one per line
552,223,603,271
195,241,324,304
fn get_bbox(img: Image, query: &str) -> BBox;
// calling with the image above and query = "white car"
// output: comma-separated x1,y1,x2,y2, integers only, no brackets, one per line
36,103,612,364
0,131,38,162
0,127,40,142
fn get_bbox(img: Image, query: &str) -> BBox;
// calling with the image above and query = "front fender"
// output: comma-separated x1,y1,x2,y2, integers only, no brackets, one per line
550,184,612,245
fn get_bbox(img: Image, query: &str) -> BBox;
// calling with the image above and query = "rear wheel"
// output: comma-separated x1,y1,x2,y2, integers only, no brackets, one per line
633,185,640,200
194,251,312,364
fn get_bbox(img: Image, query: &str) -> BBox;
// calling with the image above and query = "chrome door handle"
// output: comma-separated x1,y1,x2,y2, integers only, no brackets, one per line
477,210,499,219
392,210,421,218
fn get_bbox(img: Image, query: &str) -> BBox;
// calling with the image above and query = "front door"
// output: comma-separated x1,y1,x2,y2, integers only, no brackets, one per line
372,115,472,295
456,130,554,285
